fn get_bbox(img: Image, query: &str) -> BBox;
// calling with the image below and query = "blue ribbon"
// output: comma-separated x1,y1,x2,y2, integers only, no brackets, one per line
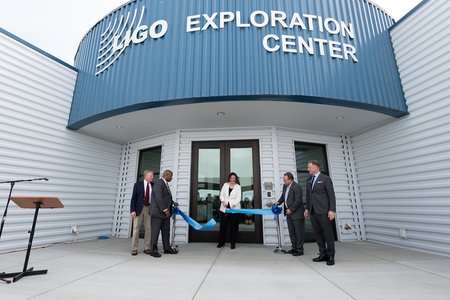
171,205,282,231
171,206,217,230
225,205,282,215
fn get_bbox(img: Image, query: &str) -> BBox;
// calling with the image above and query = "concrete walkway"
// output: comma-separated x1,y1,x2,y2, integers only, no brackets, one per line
1,238,449,299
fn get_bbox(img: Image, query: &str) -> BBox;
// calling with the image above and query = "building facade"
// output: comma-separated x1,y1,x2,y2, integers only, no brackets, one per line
1,0,449,256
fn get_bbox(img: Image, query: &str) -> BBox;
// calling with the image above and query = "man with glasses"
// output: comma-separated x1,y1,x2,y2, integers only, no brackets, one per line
276,172,305,256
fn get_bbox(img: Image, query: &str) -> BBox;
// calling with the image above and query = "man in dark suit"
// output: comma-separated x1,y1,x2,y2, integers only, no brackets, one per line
130,170,154,256
276,172,305,256
149,170,178,257
305,160,337,266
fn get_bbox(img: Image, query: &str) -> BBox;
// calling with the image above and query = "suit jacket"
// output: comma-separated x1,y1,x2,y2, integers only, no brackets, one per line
278,181,304,219
219,182,242,212
130,180,154,216
150,178,173,219
306,173,336,214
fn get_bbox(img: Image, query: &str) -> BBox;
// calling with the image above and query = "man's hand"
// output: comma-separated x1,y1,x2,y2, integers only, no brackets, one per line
286,209,292,215
130,211,136,218
304,210,309,218
328,211,335,221
164,210,171,218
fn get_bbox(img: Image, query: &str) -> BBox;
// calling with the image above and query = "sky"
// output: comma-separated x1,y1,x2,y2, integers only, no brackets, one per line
0,0,423,65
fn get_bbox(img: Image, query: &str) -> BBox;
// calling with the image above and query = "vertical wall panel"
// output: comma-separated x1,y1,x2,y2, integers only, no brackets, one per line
115,126,361,245
276,128,363,242
352,0,450,256
0,32,122,252
112,132,177,238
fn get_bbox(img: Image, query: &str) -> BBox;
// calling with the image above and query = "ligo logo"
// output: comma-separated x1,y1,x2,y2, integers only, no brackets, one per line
96,6,168,76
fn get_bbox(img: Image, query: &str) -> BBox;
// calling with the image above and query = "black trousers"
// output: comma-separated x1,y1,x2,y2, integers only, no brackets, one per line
310,213,335,258
286,216,305,251
218,212,239,245
151,217,170,251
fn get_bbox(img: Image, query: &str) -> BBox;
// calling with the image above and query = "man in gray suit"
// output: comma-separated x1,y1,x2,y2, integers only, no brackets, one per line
149,170,178,257
276,172,305,256
305,160,336,266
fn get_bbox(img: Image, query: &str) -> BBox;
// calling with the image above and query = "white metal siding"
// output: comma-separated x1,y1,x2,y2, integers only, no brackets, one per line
352,0,450,255
276,128,362,243
114,127,283,244
112,132,177,238
115,127,361,245
0,32,122,252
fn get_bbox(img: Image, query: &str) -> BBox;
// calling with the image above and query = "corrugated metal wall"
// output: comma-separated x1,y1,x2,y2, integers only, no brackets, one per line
0,31,122,252
70,0,407,129
113,127,362,245
352,0,450,255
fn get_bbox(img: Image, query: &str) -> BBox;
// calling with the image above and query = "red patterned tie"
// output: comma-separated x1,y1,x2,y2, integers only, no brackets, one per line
144,182,150,205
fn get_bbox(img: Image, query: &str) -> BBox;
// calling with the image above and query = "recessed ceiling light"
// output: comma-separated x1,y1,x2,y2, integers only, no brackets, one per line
217,112,226,117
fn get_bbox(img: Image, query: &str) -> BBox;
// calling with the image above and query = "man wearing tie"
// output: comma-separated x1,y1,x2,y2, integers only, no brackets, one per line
149,170,178,257
130,170,154,256
304,160,337,266
276,172,305,256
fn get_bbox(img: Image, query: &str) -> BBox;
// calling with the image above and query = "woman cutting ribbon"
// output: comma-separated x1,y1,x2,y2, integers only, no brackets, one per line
217,172,241,249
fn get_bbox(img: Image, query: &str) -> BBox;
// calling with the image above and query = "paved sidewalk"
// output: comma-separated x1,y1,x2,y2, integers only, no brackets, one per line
1,238,449,299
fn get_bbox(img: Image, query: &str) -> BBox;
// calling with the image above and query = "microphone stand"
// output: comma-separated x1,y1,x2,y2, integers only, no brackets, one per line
0,178,48,284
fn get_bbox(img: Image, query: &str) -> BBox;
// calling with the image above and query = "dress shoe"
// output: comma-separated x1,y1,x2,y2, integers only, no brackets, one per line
143,249,151,254
326,257,335,266
312,254,328,262
150,251,161,258
231,244,236,249
164,248,179,254
131,250,138,256
292,250,304,256
217,243,224,248
286,249,295,254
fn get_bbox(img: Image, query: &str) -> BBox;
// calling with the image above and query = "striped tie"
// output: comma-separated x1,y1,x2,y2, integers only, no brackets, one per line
166,182,171,195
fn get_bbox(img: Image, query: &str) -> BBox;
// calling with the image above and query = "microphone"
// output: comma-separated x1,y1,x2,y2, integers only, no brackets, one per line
0,177,49,184
34,178,49,181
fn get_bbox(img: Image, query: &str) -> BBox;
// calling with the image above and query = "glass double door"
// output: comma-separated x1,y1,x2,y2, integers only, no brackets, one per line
189,140,262,243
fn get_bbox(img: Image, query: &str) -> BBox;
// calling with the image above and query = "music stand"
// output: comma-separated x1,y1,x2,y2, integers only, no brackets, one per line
0,196,63,283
